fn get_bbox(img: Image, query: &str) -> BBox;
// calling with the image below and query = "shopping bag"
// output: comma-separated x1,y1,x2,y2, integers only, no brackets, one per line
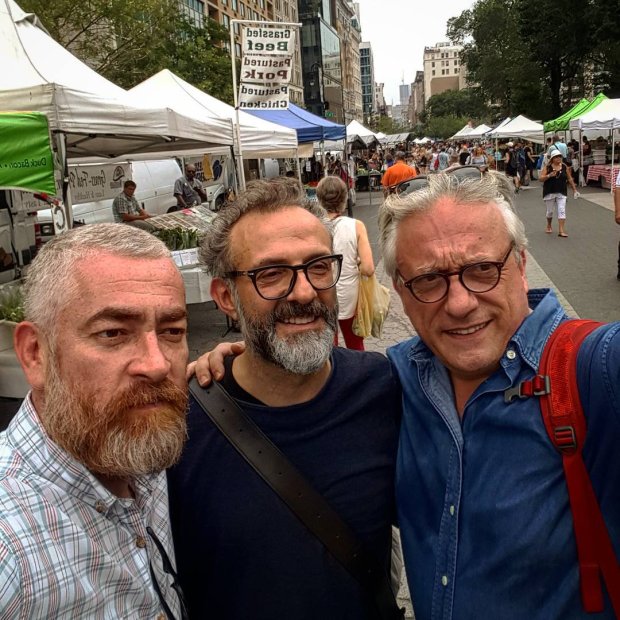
352,275,391,338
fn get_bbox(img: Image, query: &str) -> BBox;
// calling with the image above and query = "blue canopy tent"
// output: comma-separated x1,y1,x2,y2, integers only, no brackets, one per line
246,103,346,143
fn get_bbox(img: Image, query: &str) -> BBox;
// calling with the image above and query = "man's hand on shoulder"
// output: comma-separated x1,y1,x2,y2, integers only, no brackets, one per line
186,341,246,384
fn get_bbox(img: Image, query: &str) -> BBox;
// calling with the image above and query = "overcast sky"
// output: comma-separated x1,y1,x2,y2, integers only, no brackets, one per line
355,0,477,105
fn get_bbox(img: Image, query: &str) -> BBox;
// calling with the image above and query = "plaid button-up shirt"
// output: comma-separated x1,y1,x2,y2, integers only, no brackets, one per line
0,396,182,619
112,191,141,222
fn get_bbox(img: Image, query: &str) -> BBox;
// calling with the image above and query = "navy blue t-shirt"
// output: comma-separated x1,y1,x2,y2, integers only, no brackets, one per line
167,347,402,619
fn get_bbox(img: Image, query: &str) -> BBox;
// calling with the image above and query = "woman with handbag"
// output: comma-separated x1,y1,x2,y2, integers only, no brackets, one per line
317,175,374,350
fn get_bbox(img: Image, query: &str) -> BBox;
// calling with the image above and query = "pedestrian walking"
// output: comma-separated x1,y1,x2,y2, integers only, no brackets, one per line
539,148,579,237
317,175,375,350
504,142,521,193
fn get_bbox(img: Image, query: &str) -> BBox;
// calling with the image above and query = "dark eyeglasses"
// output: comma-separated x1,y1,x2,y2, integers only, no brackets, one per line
398,245,515,303
224,254,343,301
146,526,189,620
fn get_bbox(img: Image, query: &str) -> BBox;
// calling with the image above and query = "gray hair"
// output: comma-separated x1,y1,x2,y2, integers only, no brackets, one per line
200,177,331,277
24,223,171,333
379,171,528,279
316,175,348,214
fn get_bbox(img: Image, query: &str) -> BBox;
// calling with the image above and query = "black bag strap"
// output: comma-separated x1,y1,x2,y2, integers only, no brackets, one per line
189,378,404,620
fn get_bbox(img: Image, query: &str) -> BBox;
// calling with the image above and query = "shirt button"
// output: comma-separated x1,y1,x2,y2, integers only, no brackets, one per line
441,575,448,586
506,349,516,360
136,535,147,549
94,500,106,514
449,505,455,516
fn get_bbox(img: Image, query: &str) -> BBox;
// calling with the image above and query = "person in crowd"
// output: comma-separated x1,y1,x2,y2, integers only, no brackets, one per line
548,133,568,161
174,164,207,209
418,147,429,175
0,224,189,618
437,147,450,172
196,171,620,620
429,147,439,173
167,177,401,619
523,140,537,183
582,135,593,182
504,141,522,193
466,145,487,169
458,143,470,166
539,148,578,237
317,176,374,350
381,151,417,194
615,169,620,280
112,180,155,231
377,171,619,620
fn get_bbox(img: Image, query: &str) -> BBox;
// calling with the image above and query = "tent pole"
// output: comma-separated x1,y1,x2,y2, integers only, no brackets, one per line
611,130,616,194
56,133,73,229
296,150,303,185
230,21,246,191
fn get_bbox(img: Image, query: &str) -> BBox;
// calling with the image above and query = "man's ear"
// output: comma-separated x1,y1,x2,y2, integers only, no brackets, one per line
13,322,47,391
210,278,239,320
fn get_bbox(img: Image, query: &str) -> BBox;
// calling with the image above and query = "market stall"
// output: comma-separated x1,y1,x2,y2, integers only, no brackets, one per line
486,115,545,144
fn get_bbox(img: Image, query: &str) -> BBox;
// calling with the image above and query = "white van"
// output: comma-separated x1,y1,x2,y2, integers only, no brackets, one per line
27,159,183,241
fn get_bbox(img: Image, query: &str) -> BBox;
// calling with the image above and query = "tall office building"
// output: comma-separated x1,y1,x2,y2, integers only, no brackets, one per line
298,0,344,122
423,41,466,103
399,83,410,106
409,70,425,126
335,0,363,123
359,41,375,122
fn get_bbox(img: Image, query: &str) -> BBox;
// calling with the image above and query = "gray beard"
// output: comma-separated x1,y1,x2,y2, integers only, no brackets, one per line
232,290,337,375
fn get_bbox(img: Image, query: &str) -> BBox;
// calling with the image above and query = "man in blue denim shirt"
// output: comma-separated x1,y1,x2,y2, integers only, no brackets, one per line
379,172,620,619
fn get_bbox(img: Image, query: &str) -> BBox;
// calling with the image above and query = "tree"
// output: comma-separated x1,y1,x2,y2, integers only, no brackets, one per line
424,116,469,141
20,0,234,102
369,115,410,135
424,88,489,122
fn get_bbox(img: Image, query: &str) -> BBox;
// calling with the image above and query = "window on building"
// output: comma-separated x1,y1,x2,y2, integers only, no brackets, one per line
221,0,227,5
232,0,237,9
432,70,435,76
240,2,245,15
234,22,240,34
432,62,435,67
222,13,229,28
235,42,241,57
259,0,265,8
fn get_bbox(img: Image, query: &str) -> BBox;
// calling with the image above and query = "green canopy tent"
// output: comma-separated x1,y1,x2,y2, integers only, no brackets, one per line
544,99,589,133
545,93,608,133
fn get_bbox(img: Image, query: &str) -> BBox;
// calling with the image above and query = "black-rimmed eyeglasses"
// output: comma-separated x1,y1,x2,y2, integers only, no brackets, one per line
224,254,343,301
398,245,515,303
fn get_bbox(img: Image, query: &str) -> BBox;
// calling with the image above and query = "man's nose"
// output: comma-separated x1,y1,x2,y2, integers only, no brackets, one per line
129,332,171,381
442,275,479,317
286,270,318,304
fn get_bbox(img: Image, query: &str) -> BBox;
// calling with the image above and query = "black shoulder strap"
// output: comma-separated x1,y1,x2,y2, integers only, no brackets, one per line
189,378,404,620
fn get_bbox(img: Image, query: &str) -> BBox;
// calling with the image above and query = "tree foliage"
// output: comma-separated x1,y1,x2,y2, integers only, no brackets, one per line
425,116,470,141
447,0,620,119
423,88,489,123
19,0,234,103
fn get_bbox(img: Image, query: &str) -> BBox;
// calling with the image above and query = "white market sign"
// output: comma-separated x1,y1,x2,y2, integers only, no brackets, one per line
68,163,131,204
238,84,289,110
242,26,296,57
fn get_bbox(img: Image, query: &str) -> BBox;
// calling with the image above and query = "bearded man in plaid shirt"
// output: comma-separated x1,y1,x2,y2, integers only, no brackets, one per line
0,224,189,619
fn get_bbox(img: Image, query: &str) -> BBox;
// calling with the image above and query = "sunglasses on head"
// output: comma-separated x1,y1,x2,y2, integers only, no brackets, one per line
395,165,486,197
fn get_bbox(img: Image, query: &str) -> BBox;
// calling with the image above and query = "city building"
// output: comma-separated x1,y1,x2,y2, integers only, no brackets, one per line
423,41,467,103
360,41,375,123
375,82,386,117
299,0,344,122
409,70,425,126
335,0,363,123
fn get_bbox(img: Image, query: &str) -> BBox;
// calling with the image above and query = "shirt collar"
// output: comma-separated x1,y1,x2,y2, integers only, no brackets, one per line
7,395,157,513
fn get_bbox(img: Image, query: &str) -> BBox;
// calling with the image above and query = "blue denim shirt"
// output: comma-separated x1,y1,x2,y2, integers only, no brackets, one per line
387,289,620,620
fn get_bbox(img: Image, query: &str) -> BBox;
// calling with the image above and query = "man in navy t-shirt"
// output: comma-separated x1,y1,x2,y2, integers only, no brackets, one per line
167,178,401,619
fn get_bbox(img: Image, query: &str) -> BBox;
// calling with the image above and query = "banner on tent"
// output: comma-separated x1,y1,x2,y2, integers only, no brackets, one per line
241,56,293,84
68,163,131,204
0,112,56,195
239,84,290,109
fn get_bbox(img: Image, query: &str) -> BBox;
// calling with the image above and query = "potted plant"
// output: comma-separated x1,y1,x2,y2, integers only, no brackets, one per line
0,285,24,351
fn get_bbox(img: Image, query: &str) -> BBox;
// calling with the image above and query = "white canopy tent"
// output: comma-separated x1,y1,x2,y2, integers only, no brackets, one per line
569,98,620,131
487,115,545,144
346,120,381,146
466,124,492,139
451,124,474,139
0,0,233,159
130,70,298,157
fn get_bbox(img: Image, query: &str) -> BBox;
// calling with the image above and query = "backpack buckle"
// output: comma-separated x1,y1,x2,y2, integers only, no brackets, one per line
553,425,578,453
504,375,551,403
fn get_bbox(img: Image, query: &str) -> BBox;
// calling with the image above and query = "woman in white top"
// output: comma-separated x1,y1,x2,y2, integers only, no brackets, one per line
317,176,375,350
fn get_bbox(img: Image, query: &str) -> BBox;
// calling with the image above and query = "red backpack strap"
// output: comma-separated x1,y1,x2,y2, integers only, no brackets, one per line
538,319,620,616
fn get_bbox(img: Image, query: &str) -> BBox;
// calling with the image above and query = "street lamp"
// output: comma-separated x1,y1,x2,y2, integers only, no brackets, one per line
309,62,325,117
